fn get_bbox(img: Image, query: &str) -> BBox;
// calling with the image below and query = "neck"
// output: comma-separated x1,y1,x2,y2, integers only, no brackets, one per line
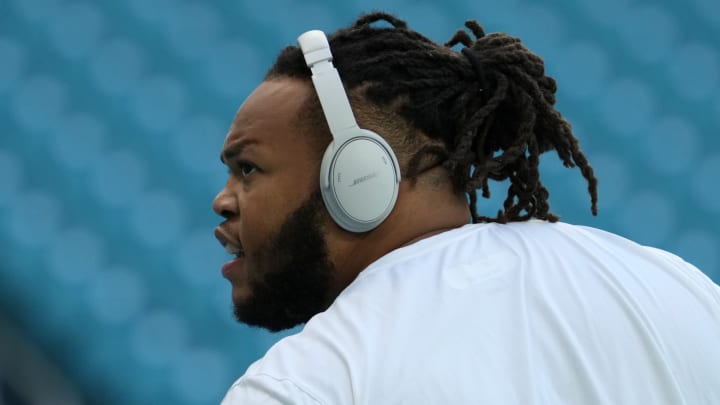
327,176,470,295
398,225,462,248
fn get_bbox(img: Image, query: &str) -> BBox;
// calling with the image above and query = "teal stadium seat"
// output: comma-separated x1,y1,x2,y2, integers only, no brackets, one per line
0,0,718,403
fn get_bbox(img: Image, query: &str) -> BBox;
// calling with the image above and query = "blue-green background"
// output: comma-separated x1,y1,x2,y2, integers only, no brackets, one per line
1,0,718,403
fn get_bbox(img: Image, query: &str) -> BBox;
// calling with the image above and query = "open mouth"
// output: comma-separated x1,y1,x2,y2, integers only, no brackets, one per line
225,241,245,258
215,228,245,258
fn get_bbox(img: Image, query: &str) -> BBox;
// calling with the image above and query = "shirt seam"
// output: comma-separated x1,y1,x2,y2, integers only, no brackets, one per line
236,372,327,405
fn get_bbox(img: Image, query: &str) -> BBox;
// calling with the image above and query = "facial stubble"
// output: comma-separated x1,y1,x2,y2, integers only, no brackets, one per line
232,190,336,332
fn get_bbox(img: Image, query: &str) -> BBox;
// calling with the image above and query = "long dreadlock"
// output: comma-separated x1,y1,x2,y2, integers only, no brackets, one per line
266,12,599,223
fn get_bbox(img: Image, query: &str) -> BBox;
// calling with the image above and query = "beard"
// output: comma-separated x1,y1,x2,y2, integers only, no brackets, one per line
233,190,336,332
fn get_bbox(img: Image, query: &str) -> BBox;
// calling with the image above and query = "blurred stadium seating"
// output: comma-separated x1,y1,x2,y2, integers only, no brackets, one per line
0,0,718,403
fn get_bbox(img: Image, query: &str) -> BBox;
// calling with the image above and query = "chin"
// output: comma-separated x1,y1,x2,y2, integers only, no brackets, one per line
231,286,252,307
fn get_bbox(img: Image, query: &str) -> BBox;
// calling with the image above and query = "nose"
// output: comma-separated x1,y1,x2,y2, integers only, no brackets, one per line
212,187,238,220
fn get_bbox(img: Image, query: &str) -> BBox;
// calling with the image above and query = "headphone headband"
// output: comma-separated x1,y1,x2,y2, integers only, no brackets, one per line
297,30,358,145
297,29,401,233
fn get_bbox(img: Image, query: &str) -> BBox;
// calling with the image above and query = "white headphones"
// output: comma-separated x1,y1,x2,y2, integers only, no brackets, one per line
297,30,401,233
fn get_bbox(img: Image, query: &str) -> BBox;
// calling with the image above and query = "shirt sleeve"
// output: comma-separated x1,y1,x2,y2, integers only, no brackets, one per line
221,373,324,405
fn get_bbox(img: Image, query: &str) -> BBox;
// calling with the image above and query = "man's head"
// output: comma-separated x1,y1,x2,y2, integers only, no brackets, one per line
213,79,338,332
266,12,599,222
213,12,599,331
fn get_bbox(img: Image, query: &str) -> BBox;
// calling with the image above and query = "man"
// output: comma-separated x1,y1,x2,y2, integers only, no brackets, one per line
213,12,720,404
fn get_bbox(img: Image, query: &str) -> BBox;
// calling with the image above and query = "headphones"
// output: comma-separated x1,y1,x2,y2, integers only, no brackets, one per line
298,30,401,233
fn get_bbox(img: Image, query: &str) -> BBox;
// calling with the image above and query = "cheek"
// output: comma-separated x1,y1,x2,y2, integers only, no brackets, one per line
237,163,322,246
238,202,272,248
237,190,290,249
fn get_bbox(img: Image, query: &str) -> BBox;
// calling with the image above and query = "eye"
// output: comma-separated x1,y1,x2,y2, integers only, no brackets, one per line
235,161,257,178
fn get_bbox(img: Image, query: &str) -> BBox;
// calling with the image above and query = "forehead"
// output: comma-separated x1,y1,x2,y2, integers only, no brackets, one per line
224,78,312,148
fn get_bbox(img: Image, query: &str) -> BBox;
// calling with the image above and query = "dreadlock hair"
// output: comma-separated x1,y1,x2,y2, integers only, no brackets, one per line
266,12,599,223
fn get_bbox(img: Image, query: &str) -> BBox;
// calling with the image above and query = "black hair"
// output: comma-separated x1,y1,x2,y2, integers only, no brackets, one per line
266,12,598,223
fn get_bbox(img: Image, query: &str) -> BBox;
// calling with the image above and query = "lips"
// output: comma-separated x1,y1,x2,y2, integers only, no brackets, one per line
221,256,244,278
215,227,246,279
214,227,245,258
215,226,245,280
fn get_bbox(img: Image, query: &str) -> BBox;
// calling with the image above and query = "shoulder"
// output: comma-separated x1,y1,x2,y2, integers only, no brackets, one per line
223,294,371,404
223,222,720,404
222,373,323,405
221,225,495,403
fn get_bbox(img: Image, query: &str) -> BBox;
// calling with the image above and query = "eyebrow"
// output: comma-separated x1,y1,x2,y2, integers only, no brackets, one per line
220,139,260,164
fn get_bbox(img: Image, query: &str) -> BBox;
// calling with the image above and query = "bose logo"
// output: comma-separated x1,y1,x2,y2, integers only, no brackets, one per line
349,172,379,187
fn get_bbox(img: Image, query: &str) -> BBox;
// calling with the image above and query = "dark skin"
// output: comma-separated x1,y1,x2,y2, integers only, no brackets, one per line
213,77,470,330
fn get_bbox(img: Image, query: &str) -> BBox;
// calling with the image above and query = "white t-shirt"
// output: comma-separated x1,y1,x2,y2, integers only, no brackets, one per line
222,221,720,404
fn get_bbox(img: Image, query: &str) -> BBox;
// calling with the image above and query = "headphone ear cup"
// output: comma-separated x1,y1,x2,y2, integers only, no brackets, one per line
297,30,400,232
320,129,400,233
